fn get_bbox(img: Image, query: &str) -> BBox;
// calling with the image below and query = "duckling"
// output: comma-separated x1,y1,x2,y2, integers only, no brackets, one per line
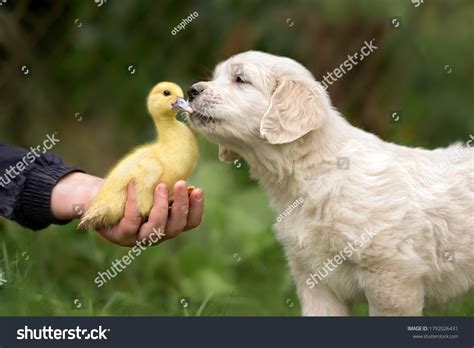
78,82,199,230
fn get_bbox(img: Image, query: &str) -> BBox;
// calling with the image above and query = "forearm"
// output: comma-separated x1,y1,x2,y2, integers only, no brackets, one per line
0,142,84,230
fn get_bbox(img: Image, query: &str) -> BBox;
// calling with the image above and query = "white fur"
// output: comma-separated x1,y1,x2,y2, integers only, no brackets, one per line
190,51,474,316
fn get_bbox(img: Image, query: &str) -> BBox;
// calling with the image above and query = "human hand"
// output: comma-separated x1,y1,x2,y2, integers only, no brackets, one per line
51,173,204,247
96,180,204,247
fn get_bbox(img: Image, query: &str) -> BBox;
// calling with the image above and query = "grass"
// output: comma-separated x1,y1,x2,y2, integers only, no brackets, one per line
1,218,472,316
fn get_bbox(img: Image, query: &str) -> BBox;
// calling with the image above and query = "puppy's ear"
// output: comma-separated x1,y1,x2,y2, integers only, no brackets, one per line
260,80,324,144
218,145,240,163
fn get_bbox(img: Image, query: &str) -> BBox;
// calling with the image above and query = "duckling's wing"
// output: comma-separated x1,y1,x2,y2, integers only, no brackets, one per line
112,147,151,178
136,157,164,188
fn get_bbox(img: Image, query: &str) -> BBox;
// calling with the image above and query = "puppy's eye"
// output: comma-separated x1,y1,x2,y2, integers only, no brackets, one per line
235,75,246,84
163,90,171,96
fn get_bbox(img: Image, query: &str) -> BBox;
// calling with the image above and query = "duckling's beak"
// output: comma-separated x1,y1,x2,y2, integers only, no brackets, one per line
171,97,193,114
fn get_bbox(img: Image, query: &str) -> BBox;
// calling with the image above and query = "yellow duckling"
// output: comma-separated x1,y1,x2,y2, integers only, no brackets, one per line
79,82,199,230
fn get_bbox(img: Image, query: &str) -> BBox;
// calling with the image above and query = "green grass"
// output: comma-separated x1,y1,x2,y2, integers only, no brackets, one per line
0,220,299,316
1,216,472,316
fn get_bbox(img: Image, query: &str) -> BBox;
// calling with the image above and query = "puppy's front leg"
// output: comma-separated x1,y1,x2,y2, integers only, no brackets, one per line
291,266,350,316
361,268,424,316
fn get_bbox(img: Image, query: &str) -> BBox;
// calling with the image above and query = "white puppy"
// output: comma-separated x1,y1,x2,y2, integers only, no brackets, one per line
188,51,474,316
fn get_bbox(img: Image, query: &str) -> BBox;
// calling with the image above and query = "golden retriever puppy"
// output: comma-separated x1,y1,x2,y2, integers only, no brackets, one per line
188,51,473,316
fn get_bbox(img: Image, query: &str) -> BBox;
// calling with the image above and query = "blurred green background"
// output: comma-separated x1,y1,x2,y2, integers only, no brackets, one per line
0,0,473,316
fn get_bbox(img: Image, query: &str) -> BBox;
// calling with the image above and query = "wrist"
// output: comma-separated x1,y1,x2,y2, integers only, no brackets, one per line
50,172,103,220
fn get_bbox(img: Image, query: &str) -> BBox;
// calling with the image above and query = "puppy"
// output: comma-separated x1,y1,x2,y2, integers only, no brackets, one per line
188,51,474,316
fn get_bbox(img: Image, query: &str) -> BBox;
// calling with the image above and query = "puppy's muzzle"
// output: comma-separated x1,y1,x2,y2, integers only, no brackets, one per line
188,83,206,102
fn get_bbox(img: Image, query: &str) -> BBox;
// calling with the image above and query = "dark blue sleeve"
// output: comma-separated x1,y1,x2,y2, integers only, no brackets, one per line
0,141,84,230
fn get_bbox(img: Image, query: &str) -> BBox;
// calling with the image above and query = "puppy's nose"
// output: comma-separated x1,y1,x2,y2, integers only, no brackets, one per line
188,83,205,101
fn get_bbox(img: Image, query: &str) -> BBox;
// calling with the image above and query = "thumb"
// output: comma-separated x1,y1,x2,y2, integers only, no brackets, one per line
96,181,143,247
121,180,143,230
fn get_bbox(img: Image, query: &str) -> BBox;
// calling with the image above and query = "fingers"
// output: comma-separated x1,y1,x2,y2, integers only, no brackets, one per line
185,188,204,230
97,181,142,247
165,180,189,237
137,183,169,244
97,181,204,248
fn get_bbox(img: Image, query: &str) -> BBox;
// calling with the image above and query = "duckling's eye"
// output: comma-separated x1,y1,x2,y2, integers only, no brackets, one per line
163,90,171,96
